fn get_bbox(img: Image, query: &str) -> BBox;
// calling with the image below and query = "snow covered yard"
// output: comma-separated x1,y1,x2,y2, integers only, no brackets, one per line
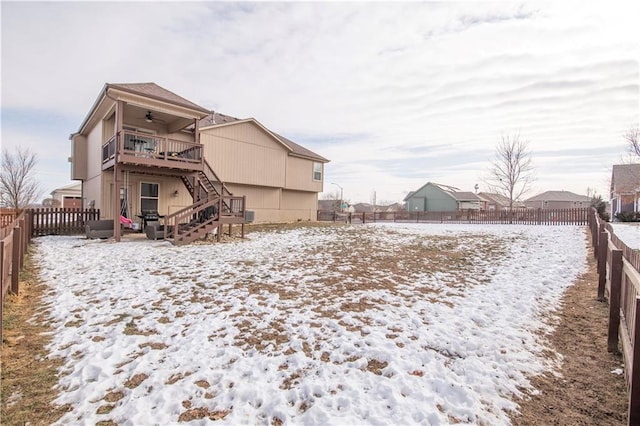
611,222,640,249
33,223,587,425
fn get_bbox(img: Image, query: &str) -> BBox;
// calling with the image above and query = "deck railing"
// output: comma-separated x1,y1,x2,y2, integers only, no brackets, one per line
164,195,246,245
102,130,203,168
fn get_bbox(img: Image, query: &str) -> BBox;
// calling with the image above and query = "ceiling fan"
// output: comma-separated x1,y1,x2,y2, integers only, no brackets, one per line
138,111,165,123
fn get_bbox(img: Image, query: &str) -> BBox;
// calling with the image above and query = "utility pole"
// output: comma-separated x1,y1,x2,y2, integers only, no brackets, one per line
331,183,343,212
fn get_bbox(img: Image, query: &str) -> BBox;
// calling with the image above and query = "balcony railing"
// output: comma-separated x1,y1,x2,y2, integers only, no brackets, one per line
102,130,203,171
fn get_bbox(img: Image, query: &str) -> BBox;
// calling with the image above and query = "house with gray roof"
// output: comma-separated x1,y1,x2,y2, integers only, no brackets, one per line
610,164,640,218
404,182,480,212
477,192,525,210
523,190,590,209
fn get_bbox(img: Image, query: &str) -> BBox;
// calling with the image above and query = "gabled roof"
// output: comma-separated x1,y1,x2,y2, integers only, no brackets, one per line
611,164,640,193
478,192,525,208
402,191,416,202
525,190,590,202
75,82,210,136
108,82,210,113
273,132,329,163
353,203,375,212
200,114,329,163
452,191,480,201
404,182,479,202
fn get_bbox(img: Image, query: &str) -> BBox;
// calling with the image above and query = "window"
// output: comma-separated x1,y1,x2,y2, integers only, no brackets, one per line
313,162,322,181
140,182,159,212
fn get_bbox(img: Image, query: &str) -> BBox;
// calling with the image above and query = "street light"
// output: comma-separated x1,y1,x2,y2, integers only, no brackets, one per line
331,182,343,212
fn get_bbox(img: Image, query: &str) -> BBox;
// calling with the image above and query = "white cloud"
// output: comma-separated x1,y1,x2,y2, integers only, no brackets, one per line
1,1,638,202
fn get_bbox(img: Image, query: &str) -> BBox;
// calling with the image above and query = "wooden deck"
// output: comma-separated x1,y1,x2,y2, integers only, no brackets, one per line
102,130,203,173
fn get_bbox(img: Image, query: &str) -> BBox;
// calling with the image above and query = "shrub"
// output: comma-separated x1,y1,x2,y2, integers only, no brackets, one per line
614,211,640,222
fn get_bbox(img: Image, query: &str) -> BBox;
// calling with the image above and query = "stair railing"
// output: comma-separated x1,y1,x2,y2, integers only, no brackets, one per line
164,196,219,240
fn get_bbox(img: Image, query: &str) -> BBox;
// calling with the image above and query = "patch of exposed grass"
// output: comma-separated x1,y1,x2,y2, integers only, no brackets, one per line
166,371,193,385
178,407,231,422
124,373,149,389
1,252,71,425
103,390,125,403
123,317,157,336
96,404,115,414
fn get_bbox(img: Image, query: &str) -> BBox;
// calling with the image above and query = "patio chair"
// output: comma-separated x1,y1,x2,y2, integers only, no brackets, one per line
145,221,168,240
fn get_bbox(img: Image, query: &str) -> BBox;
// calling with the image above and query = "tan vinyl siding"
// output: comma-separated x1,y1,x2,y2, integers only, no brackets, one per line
280,189,317,210
224,184,317,223
225,183,280,210
201,123,286,187
285,156,323,192
86,121,104,181
103,115,115,141
71,135,88,180
101,172,187,221
83,174,102,210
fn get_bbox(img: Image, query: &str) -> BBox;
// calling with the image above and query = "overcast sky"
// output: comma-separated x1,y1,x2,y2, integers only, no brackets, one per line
2,1,638,204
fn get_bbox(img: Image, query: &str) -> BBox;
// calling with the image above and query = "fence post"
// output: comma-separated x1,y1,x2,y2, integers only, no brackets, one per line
628,297,640,425
19,217,26,269
597,230,608,301
0,240,3,345
594,222,605,259
11,225,21,295
0,239,4,295
608,249,623,353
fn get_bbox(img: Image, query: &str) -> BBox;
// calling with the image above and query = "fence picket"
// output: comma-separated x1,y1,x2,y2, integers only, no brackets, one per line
316,208,590,225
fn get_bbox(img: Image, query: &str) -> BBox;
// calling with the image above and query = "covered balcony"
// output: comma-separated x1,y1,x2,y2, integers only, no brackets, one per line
102,129,204,173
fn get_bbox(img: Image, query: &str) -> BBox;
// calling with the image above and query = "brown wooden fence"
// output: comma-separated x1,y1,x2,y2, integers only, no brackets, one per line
1,208,100,345
1,211,31,345
29,208,100,237
0,208,18,229
590,208,640,425
318,208,589,225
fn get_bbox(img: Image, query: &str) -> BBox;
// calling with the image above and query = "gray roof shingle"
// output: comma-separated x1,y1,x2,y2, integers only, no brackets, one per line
612,164,640,193
108,82,210,113
525,190,590,202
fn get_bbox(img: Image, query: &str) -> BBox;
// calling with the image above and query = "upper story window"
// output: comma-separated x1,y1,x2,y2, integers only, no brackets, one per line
313,162,322,181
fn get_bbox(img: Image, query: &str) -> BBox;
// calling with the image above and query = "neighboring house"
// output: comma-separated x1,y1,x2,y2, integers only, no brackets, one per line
523,191,591,209
610,164,640,218
353,203,375,213
69,82,328,242
384,202,405,212
50,183,82,208
477,192,525,211
403,182,480,212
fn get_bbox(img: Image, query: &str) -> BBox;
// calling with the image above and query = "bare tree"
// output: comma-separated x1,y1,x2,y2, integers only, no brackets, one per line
484,134,535,213
0,147,44,209
625,127,640,157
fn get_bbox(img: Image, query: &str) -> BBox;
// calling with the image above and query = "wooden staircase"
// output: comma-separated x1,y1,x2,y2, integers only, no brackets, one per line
166,160,246,246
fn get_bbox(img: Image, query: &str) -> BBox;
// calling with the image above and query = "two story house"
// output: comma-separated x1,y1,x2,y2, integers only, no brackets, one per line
69,82,328,244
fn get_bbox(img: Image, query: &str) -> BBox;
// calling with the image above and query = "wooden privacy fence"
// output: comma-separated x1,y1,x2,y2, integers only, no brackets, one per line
590,208,640,425
0,211,31,345
1,208,19,229
1,208,99,345
318,208,589,225
30,208,100,237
